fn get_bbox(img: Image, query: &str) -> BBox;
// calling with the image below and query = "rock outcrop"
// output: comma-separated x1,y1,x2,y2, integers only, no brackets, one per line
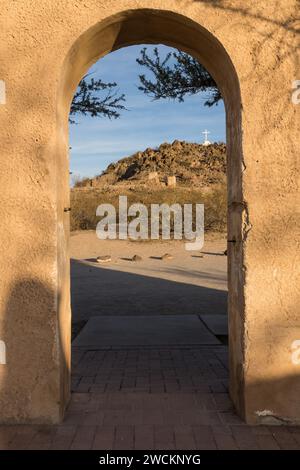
75,140,226,189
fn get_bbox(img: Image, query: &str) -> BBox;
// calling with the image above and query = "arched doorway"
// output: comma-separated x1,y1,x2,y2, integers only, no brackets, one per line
57,9,244,422
2,3,298,427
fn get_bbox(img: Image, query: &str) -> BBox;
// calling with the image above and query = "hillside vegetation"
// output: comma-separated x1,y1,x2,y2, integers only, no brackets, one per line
71,141,227,234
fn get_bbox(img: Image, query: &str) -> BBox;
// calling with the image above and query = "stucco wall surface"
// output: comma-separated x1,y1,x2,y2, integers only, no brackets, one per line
0,0,299,424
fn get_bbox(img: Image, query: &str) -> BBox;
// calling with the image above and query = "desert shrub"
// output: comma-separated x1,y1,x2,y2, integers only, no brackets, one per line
203,185,227,232
73,176,92,188
70,184,227,234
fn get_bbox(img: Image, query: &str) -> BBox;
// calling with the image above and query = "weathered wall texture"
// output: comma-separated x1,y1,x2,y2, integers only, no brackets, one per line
0,1,299,424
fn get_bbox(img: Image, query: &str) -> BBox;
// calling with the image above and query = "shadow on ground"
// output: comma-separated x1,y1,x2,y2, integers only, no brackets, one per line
71,259,227,330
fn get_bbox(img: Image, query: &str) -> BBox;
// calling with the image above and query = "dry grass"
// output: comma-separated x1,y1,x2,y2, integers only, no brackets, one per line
70,184,227,234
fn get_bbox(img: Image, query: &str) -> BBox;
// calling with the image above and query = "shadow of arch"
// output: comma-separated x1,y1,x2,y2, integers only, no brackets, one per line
70,258,228,320
56,8,245,420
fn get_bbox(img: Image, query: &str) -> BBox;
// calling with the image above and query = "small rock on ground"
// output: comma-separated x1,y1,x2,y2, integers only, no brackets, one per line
161,253,173,261
96,255,112,263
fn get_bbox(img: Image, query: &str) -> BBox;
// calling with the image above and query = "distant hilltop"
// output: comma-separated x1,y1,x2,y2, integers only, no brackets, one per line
75,140,226,189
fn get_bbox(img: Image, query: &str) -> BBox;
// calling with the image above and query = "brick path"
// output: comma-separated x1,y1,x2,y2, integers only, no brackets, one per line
1,345,300,449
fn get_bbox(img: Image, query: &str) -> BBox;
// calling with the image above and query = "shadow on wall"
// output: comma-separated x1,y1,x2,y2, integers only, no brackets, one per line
193,0,299,145
194,0,298,34
0,279,64,423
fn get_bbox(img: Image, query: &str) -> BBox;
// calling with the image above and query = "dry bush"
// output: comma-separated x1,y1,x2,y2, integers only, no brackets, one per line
70,184,227,234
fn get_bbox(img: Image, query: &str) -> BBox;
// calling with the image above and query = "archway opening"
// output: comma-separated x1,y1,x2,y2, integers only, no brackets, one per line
57,9,244,423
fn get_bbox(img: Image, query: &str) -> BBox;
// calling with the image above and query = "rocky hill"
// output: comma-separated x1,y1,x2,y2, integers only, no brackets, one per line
75,140,226,189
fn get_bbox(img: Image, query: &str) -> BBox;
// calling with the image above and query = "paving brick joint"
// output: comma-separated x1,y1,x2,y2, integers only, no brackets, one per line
1,345,300,450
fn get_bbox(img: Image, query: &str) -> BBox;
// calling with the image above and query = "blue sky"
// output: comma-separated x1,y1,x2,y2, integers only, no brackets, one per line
70,45,225,180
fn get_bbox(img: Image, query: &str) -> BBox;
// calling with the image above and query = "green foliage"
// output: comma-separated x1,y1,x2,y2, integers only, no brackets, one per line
69,75,126,123
69,49,222,123
137,47,222,107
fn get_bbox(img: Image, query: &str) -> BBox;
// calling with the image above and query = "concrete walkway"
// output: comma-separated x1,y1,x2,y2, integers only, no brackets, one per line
72,315,220,348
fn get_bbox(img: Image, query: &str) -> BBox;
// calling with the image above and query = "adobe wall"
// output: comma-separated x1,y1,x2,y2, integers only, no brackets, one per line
0,1,299,424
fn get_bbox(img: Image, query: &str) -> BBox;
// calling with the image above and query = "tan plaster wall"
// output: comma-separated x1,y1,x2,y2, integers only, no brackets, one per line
0,1,299,424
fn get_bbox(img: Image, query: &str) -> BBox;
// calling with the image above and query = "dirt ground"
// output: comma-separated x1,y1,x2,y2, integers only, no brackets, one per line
70,231,228,337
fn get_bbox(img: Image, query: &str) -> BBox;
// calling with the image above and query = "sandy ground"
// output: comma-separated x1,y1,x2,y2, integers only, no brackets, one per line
70,231,228,334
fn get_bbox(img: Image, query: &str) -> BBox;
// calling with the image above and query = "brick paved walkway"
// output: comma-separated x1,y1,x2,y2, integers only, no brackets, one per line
1,345,300,449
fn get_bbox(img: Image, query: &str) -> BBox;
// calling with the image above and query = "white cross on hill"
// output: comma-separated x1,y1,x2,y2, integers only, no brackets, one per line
202,129,211,146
